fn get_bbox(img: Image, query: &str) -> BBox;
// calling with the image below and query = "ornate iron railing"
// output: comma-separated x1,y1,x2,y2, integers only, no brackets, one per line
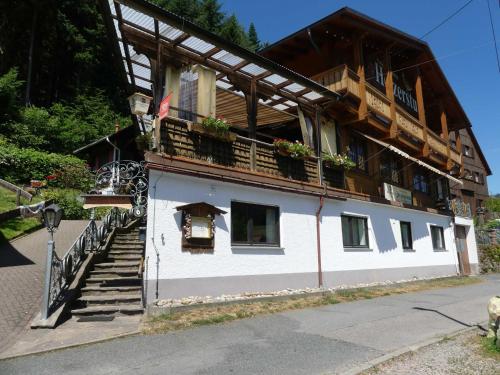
447,198,472,218
43,207,132,318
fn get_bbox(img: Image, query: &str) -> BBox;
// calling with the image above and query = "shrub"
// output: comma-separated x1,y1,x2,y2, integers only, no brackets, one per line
0,138,89,186
478,245,500,274
41,189,87,220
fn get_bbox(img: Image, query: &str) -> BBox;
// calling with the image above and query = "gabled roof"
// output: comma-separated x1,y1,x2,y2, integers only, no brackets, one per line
260,6,472,129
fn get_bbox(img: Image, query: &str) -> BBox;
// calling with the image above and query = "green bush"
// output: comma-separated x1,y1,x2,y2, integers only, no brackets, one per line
0,138,89,185
41,189,88,220
479,245,500,274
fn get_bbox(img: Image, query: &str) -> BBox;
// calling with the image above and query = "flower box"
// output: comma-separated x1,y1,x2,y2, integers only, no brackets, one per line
187,118,236,143
273,139,313,160
322,152,356,171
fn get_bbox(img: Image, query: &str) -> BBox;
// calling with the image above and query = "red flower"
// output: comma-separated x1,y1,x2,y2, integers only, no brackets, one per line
46,175,57,181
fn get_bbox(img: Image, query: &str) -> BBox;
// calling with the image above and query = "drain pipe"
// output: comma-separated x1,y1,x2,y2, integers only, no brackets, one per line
316,195,324,288
150,171,164,300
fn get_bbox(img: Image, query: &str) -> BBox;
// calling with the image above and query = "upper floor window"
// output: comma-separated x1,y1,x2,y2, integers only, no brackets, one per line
463,145,474,158
380,154,403,186
348,136,368,172
413,169,429,194
464,169,473,180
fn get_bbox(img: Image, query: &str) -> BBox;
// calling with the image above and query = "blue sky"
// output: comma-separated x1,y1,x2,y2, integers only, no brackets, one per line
221,0,500,194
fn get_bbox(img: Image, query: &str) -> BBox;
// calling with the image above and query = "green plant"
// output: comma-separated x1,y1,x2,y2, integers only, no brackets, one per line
273,139,312,159
135,133,152,150
201,116,230,134
478,245,500,273
322,152,356,170
485,220,500,230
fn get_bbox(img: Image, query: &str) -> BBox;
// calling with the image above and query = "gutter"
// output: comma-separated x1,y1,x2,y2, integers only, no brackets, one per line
316,195,325,288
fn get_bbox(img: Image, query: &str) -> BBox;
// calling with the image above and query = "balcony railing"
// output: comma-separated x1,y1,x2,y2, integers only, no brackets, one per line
427,128,449,159
395,105,425,142
365,83,391,119
311,64,360,98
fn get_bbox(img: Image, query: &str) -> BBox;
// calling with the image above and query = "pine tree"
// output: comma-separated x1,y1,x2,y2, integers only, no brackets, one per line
247,22,261,52
220,14,249,48
163,0,201,21
196,0,224,33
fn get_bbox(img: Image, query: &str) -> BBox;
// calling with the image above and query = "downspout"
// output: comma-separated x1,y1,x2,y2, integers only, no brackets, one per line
150,171,164,300
316,195,324,288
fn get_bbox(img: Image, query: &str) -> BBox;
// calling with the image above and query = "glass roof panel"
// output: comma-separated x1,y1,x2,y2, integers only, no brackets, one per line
263,74,288,85
302,91,323,101
120,4,155,31
273,104,289,111
215,80,232,90
211,50,244,67
284,83,305,93
181,36,215,54
240,63,267,76
158,22,184,40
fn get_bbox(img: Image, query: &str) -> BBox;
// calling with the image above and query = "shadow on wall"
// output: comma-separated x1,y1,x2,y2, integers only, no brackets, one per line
372,218,398,253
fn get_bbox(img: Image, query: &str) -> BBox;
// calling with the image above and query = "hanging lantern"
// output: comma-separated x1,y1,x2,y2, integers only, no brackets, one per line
128,92,152,115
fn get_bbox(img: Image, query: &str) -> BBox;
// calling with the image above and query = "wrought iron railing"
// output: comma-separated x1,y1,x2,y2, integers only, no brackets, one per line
447,198,472,218
43,207,132,319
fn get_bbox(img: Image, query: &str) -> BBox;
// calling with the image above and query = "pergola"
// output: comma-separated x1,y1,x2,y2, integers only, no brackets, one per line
101,0,342,134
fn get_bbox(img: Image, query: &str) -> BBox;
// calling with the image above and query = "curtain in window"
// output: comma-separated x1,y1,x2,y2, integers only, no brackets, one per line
179,69,198,121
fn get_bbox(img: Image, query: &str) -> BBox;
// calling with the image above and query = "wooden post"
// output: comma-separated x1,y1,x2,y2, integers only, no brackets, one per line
455,130,464,175
315,108,324,186
385,47,397,138
353,35,367,121
245,80,257,171
439,100,452,170
415,69,429,157
152,19,164,151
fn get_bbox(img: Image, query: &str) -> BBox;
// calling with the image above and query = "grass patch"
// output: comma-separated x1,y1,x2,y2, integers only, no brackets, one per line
0,186,41,213
0,217,42,242
478,336,500,359
143,276,482,334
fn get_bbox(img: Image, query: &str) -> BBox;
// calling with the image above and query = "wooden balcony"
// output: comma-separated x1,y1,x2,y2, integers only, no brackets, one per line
311,64,360,99
313,65,462,169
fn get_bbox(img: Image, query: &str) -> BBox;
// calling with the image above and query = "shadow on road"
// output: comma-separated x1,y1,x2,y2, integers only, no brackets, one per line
412,306,488,332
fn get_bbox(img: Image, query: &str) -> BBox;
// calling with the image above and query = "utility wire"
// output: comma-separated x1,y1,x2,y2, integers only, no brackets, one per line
419,0,475,40
486,0,500,73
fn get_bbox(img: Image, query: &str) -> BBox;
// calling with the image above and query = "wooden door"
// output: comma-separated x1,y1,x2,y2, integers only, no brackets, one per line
455,225,471,275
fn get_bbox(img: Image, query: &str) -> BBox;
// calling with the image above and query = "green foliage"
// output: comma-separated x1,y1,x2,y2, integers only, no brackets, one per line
247,22,261,51
0,217,41,242
201,116,230,134
478,245,500,273
273,139,313,160
41,188,87,220
485,220,500,230
0,68,23,123
196,0,224,32
485,197,500,213
220,14,249,48
322,152,356,170
0,138,88,184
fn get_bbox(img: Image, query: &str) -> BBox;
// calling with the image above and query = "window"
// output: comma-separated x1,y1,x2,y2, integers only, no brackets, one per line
348,136,368,171
231,202,280,246
413,169,429,193
463,169,473,180
463,145,474,158
430,225,446,250
341,215,369,248
400,221,413,250
380,154,403,185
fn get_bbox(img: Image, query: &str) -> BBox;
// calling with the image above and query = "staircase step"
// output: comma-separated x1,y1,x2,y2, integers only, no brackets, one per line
78,294,141,305
107,255,142,261
90,269,138,277
81,286,142,296
71,304,144,316
86,276,141,286
94,261,140,268
113,240,144,244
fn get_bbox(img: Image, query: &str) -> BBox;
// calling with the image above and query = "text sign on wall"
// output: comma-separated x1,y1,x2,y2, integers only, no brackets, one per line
384,183,413,205
190,216,212,239
374,61,418,113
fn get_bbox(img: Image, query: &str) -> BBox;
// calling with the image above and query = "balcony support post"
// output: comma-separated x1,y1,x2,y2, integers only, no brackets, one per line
384,47,397,138
245,79,258,171
315,108,324,186
353,35,367,121
455,130,464,175
415,68,429,157
151,19,165,151
439,100,453,170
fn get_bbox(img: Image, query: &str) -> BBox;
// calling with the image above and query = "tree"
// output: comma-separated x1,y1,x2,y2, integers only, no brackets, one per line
220,14,249,48
196,0,224,33
247,22,261,52
162,0,200,20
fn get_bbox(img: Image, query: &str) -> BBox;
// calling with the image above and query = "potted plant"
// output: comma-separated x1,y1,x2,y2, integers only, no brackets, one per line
322,152,356,170
188,116,236,142
135,133,152,151
273,139,313,160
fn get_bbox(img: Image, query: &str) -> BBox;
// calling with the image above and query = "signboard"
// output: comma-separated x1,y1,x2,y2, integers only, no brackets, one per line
190,216,212,239
384,183,413,205
374,61,418,113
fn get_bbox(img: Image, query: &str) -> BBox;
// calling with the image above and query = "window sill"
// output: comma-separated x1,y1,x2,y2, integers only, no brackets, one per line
433,248,448,252
231,245,284,251
344,247,373,252
403,248,416,252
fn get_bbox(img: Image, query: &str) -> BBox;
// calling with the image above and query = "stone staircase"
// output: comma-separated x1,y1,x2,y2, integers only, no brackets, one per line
71,227,145,318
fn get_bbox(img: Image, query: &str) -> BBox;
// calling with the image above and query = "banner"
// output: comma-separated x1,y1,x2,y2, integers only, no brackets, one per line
158,93,172,120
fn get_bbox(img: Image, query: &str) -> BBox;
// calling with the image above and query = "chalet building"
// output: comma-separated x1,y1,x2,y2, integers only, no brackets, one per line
99,0,488,302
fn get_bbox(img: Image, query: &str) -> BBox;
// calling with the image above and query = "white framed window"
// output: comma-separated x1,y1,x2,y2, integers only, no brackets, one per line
231,201,280,246
430,225,446,251
342,215,369,248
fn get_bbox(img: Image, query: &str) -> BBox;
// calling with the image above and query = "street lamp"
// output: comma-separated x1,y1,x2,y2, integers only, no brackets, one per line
40,204,63,320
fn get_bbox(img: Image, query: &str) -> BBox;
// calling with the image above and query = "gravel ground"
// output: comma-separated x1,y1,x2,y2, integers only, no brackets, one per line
362,329,500,375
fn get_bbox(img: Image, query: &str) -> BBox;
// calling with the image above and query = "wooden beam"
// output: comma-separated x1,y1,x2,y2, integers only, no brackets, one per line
385,47,397,138
246,80,258,170
353,35,367,121
415,69,429,157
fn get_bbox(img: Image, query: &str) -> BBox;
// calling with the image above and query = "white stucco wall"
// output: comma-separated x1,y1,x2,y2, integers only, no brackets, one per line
145,171,462,293
454,216,479,267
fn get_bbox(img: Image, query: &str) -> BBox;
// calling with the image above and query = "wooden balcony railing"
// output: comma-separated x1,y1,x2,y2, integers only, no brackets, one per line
365,83,391,119
311,64,360,98
450,147,461,164
427,128,449,158
395,105,425,142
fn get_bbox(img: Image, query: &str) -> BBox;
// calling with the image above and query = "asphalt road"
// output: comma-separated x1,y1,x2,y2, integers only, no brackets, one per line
1,274,498,375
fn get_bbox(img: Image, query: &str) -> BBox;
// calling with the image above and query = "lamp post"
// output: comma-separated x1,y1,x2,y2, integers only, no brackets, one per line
41,204,63,320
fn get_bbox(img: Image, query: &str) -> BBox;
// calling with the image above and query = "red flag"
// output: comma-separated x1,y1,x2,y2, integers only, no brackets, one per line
158,93,172,120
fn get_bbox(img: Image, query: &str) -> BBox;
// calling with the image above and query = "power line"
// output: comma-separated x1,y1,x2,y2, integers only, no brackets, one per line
419,0,475,40
486,0,500,73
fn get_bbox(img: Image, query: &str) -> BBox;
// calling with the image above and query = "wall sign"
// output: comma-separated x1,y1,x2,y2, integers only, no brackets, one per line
384,182,413,205
176,202,226,252
374,61,418,113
